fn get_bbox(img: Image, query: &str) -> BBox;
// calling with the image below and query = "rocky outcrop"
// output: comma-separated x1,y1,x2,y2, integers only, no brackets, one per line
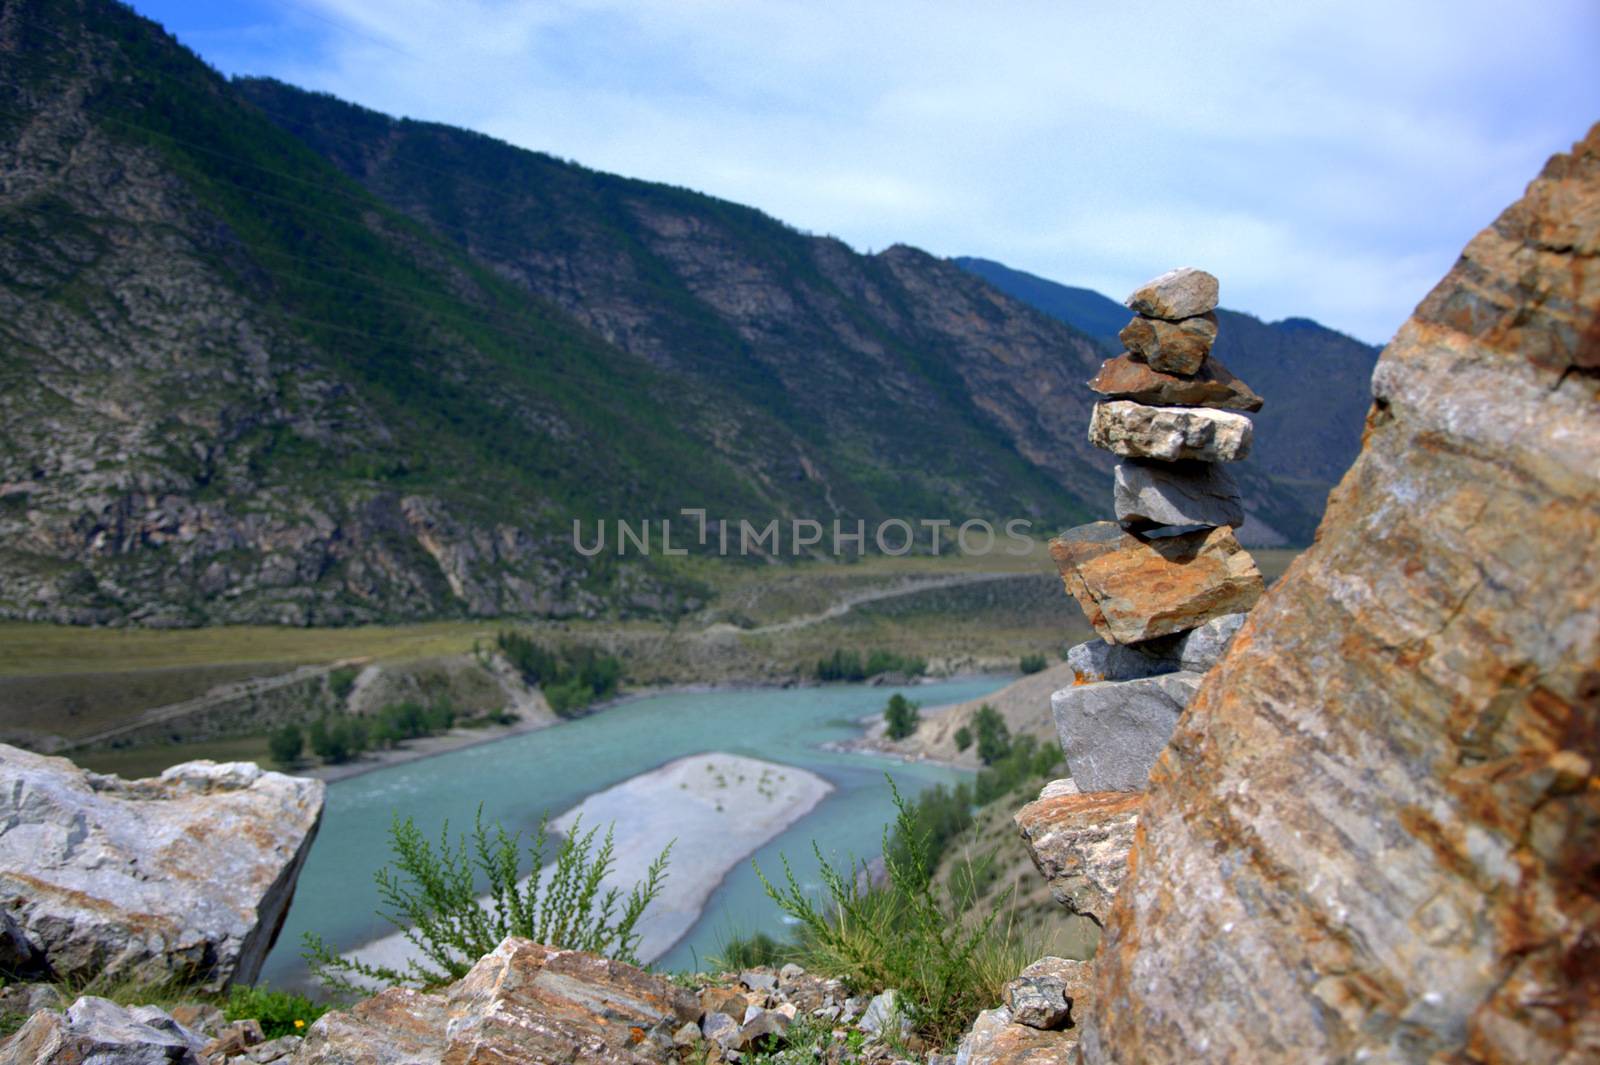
1081,125,1600,1064
296,938,700,1064
1014,781,1143,923
0,746,324,990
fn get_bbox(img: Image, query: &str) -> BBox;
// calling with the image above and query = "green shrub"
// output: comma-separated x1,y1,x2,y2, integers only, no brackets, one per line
303,806,671,992
816,648,926,682
1018,653,1047,675
267,724,303,767
496,632,622,718
327,666,359,702
224,985,328,1039
307,716,367,764
369,700,456,747
953,726,973,752
709,930,792,971
972,704,1010,766
883,693,920,741
755,779,1037,1047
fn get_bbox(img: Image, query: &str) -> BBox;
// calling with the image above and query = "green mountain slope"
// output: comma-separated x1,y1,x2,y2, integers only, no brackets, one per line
952,257,1383,536
0,0,1336,625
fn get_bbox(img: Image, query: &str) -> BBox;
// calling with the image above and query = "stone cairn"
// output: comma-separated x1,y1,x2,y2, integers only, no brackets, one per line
1046,266,1267,794
958,270,1273,1062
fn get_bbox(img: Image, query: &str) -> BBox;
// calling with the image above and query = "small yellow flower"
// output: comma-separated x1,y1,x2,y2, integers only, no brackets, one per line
294,1019,306,1029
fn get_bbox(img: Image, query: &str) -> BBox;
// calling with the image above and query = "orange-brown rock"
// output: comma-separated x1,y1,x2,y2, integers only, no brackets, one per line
295,938,700,1064
1048,521,1263,644
1081,124,1600,1065
1089,352,1263,411
1117,312,1217,374
1015,781,1143,923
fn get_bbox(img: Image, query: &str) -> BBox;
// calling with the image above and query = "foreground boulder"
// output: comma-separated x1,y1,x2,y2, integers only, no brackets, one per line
1014,781,1142,923
0,996,209,1065
1049,522,1263,644
295,938,700,1064
0,746,324,990
1082,125,1600,1063
957,957,1096,1064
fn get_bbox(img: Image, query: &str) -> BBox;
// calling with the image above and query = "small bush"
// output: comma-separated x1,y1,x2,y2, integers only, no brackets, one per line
953,726,973,752
816,648,926,682
1018,653,1048,675
496,632,622,717
756,778,1037,1047
267,724,303,767
225,985,328,1039
369,700,455,748
304,806,671,992
327,666,359,702
709,930,792,971
308,716,367,764
972,704,1010,766
883,693,920,740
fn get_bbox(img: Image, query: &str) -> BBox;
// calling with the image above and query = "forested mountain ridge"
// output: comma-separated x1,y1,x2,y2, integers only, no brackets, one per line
0,0,1324,626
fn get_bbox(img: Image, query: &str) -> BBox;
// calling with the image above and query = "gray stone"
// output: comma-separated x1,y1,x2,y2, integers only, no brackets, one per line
241,1035,303,1063
1003,975,1070,1030
1114,460,1244,530
858,990,910,1039
0,997,209,1065
1174,611,1247,672
0,910,38,974
1089,401,1252,462
738,1007,790,1050
1051,672,1204,792
672,1021,702,1048
1124,267,1219,320
0,746,325,991
778,962,806,984
1067,614,1248,683
1065,638,1172,684
739,968,778,992
702,1010,742,1050
0,982,64,1019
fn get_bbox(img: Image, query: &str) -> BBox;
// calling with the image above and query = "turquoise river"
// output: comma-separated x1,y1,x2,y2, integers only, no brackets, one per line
261,676,1010,987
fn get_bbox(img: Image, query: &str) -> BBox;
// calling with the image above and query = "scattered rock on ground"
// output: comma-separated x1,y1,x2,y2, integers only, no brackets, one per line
1049,522,1263,644
0,996,209,1065
1004,955,1095,1032
0,746,325,990
1089,400,1252,462
1015,783,1143,923
1123,267,1220,321
954,1005,1073,1065
1089,353,1261,411
295,938,699,1064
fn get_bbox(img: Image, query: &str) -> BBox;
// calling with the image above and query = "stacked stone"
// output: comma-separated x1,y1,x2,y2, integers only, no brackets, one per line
1045,267,1266,794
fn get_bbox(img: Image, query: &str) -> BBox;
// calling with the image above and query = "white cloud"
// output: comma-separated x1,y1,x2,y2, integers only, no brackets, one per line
176,0,1599,343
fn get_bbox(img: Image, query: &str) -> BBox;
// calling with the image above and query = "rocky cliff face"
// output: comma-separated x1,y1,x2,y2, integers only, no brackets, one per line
1080,124,1600,1063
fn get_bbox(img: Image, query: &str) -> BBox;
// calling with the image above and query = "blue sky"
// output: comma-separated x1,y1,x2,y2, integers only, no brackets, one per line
128,0,1598,344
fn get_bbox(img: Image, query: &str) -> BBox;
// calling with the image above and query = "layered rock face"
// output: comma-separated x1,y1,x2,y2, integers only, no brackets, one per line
0,745,324,990
1081,125,1600,1063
